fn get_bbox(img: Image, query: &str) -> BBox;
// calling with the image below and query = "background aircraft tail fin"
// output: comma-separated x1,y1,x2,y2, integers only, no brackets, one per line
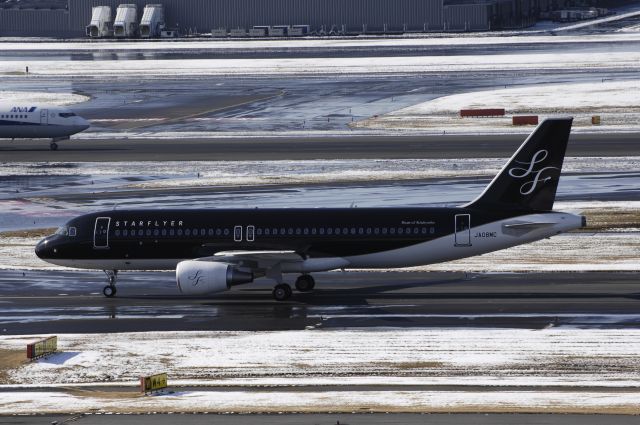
465,117,573,212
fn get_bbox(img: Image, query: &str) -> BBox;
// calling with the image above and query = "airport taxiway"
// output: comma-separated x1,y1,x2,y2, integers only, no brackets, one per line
1,271,638,335
2,133,640,161
1,413,639,425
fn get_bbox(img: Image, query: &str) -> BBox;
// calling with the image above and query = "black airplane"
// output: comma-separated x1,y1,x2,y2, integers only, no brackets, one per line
35,117,585,301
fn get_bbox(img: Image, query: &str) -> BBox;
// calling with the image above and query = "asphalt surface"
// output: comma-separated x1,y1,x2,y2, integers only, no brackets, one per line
2,132,639,161
1,270,639,335
2,414,640,425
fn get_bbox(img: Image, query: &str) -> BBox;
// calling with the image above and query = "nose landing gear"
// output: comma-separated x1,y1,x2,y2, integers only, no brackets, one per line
102,270,118,298
50,136,68,151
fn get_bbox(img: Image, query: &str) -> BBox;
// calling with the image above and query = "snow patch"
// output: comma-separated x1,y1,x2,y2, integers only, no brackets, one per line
2,328,640,413
390,80,640,115
0,91,89,106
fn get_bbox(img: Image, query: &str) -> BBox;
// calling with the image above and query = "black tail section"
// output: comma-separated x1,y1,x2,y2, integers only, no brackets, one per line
465,117,573,212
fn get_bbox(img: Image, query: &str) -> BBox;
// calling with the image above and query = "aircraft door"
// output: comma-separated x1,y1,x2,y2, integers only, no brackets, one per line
454,214,471,247
40,109,48,125
233,225,242,242
246,225,255,242
94,217,111,249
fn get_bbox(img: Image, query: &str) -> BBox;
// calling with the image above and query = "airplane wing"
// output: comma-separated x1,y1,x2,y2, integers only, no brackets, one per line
197,250,305,270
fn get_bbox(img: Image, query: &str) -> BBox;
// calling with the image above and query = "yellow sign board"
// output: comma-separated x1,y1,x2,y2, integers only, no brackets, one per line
140,373,168,393
27,336,57,359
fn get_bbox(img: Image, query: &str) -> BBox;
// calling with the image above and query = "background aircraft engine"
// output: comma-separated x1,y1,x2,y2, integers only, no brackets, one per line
176,261,253,295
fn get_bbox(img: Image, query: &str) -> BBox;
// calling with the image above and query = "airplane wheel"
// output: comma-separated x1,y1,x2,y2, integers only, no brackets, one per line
295,274,315,292
273,283,292,301
50,142,58,151
103,285,117,298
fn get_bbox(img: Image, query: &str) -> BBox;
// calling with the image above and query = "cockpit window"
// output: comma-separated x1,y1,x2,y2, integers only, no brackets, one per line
55,226,68,236
59,112,76,118
68,227,77,237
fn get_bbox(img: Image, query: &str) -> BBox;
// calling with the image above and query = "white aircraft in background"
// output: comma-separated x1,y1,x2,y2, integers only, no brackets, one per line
0,103,90,150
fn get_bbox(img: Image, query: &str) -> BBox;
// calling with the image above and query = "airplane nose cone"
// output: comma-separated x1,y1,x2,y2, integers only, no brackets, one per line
35,238,49,259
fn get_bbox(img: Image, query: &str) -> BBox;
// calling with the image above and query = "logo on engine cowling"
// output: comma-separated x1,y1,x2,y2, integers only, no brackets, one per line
508,149,559,196
188,270,204,286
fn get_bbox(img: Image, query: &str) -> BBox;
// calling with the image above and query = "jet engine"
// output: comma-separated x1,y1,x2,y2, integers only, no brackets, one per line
176,261,253,295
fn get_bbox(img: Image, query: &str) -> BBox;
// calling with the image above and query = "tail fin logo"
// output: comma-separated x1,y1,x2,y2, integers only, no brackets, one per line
508,149,559,195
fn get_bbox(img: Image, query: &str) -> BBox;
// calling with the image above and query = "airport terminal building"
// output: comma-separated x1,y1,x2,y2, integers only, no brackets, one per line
0,0,579,37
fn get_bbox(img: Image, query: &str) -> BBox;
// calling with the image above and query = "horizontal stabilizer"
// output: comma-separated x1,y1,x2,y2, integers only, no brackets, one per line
502,221,557,229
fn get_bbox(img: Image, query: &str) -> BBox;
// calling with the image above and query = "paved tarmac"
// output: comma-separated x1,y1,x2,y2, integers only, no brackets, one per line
2,413,640,425
1,270,638,335
1,132,638,161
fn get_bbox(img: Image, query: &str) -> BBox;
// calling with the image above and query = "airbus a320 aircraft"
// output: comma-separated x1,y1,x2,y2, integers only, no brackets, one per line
0,102,90,150
36,118,585,300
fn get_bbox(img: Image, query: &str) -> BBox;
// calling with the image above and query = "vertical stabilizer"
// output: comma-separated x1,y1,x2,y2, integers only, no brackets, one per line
465,117,573,212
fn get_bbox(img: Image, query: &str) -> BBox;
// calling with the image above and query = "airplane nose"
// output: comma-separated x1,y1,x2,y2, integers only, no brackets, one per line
35,238,49,259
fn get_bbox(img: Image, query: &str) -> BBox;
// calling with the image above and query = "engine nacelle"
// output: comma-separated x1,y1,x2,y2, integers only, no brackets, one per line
176,260,253,295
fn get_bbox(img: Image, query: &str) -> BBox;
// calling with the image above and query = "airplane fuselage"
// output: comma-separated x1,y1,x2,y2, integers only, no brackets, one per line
36,207,583,272
0,104,90,141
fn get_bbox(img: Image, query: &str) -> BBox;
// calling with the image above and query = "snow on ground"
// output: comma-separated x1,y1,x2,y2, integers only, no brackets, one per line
2,389,639,414
2,50,640,78
119,157,640,190
398,232,639,273
0,91,89,106
390,81,640,115
2,157,638,185
74,125,640,139
2,230,637,272
554,8,640,32
1,328,640,413
354,80,640,132
2,33,640,52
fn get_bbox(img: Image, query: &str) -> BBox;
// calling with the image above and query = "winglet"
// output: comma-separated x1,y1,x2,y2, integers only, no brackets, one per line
465,117,573,212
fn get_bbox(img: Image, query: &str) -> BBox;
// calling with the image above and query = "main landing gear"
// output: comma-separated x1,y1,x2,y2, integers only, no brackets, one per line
102,270,118,298
49,141,58,151
272,274,316,301
272,283,292,301
295,274,315,292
